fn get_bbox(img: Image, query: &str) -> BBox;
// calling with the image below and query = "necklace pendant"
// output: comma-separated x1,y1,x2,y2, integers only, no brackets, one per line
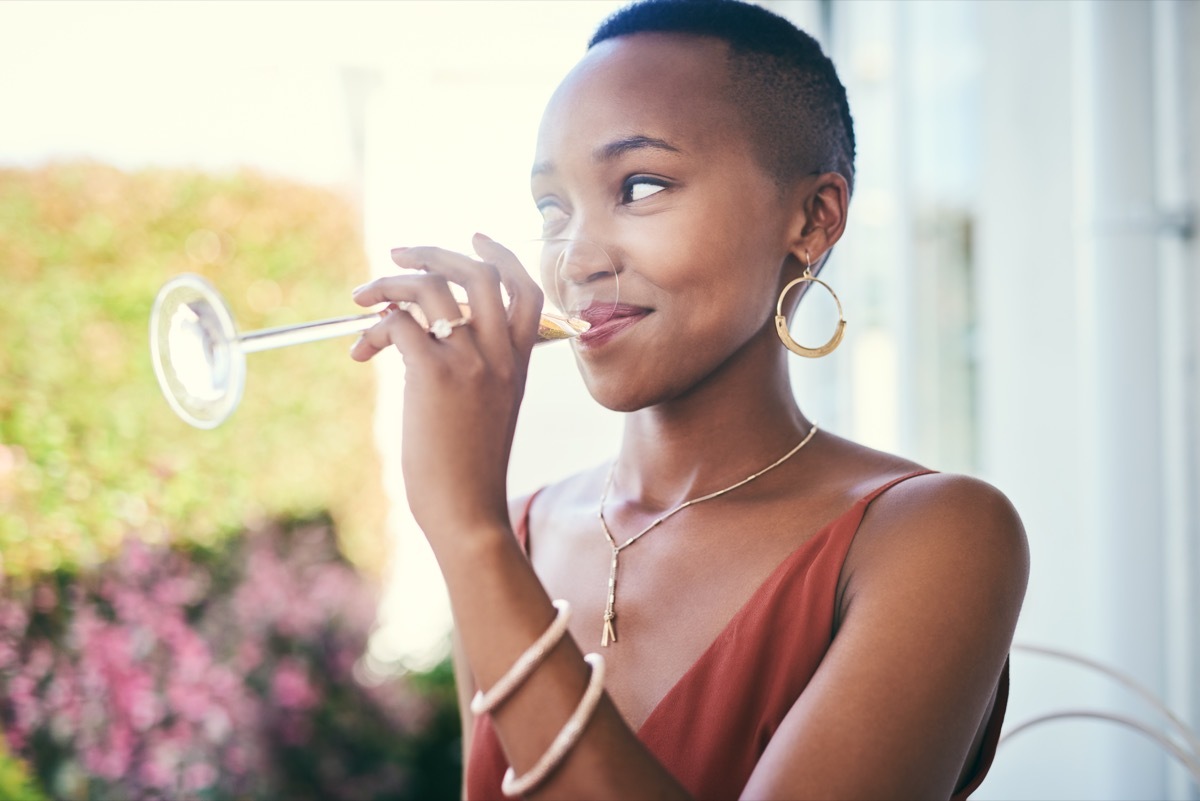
601,614,617,647
595,425,818,649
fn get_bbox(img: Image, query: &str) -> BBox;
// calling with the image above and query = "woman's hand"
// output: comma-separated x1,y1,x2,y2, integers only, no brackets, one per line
348,233,544,539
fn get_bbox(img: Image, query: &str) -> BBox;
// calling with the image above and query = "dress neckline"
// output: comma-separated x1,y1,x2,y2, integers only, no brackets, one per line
517,470,935,734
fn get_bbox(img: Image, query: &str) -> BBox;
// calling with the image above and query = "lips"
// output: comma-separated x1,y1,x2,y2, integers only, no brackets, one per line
576,303,650,347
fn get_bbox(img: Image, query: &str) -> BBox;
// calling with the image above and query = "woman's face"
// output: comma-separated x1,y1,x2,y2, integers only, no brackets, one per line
532,33,798,412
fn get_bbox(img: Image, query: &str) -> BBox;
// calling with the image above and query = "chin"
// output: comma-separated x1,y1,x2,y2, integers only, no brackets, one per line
577,361,688,413
579,374,646,413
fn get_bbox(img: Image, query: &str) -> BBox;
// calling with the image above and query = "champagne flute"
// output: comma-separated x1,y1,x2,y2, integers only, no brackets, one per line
150,238,618,429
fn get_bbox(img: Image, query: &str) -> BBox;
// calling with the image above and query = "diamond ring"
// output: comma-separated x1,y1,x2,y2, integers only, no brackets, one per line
429,317,470,340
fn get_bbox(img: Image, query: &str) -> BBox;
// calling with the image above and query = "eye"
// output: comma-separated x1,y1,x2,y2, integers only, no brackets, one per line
537,199,568,228
621,177,668,204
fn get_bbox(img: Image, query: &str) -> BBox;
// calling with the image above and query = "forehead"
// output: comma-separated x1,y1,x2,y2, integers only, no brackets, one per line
536,33,744,165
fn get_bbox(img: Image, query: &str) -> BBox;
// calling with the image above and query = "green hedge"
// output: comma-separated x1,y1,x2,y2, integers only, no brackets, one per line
0,162,387,577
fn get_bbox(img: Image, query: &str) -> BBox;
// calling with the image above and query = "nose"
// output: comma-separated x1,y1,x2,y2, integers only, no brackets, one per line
538,237,619,319
550,238,617,286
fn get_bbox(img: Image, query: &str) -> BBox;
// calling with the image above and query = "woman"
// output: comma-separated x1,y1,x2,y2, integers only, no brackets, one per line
350,1,1028,798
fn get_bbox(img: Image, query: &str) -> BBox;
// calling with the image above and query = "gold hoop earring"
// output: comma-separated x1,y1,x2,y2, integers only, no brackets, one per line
775,251,846,358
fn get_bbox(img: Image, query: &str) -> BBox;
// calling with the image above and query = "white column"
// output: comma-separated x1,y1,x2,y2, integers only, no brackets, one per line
1078,1,1176,796
973,3,1108,797
1154,1,1200,797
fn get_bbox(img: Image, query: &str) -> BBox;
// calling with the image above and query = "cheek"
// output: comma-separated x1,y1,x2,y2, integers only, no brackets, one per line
622,208,738,292
635,179,782,290
627,213,781,319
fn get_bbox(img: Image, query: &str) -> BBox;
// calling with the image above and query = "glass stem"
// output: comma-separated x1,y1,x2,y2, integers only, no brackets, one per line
237,307,585,353
239,312,382,353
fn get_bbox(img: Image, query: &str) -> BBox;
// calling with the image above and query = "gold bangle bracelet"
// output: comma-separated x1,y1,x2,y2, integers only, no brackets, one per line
501,652,607,798
470,599,572,716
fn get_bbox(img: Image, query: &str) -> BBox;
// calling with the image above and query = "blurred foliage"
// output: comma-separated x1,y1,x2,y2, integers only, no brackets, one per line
0,515,460,800
0,735,45,801
0,162,387,578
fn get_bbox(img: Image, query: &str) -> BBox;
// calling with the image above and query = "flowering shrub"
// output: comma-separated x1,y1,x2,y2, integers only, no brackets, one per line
0,516,461,800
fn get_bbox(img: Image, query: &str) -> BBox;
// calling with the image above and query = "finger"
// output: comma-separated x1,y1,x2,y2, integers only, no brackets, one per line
391,246,508,341
472,233,544,354
352,272,464,333
349,304,429,362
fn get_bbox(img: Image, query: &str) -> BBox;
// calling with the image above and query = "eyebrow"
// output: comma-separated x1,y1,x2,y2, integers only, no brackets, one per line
531,135,683,179
595,135,682,162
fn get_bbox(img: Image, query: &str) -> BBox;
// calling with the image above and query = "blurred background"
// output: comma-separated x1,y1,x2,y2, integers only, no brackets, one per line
1,1,1196,799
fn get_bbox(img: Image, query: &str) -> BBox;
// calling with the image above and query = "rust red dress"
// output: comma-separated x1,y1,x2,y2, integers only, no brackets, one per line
466,471,1008,800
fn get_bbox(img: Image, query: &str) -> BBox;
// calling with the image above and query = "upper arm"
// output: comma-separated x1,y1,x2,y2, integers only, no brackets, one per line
740,473,1029,800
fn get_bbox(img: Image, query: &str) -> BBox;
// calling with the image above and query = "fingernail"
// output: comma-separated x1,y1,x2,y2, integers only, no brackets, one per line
351,283,368,294
473,232,493,241
391,246,409,256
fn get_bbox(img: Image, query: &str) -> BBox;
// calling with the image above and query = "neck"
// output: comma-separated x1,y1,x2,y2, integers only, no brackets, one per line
611,332,813,511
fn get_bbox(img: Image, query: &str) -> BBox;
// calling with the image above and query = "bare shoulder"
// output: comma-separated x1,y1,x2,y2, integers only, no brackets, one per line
859,472,1027,556
845,471,1030,618
812,429,1029,618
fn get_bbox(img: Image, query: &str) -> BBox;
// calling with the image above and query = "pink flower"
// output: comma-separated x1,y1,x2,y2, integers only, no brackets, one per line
201,704,233,743
182,761,217,793
85,724,133,780
44,665,84,729
223,743,247,775
166,677,212,723
3,729,25,752
25,642,55,679
118,538,156,579
152,576,199,607
137,747,176,792
236,640,263,672
8,673,42,735
32,582,57,613
127,681,163,731
0,639,17,670
271,659,319,710
0,599,28,632
166,628,212,683
110,584,151,624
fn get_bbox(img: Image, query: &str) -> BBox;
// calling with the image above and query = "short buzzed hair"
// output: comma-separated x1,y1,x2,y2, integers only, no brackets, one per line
589,0,856,194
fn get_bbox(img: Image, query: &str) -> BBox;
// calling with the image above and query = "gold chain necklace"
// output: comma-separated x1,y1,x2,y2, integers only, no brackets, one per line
596,424,819,646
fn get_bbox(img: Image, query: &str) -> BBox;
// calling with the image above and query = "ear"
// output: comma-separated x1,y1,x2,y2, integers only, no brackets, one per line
785,172,849,275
